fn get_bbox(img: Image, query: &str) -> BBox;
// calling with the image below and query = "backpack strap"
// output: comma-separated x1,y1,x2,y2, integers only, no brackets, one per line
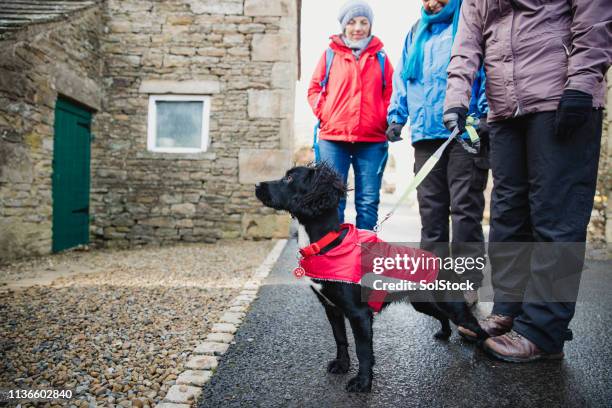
314,48,335,112
320,48,335,92
376,50,386,89
313,48,335,163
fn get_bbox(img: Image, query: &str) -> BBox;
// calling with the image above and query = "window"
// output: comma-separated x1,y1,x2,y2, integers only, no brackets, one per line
147,95,211,153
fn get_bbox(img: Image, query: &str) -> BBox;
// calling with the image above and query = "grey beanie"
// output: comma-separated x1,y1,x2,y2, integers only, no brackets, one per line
337,0,374,30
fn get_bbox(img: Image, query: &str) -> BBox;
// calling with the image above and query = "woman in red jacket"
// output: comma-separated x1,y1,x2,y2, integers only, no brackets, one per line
308,0,394,231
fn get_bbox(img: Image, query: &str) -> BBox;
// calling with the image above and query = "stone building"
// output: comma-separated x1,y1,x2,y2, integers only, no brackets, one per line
0,0,299,262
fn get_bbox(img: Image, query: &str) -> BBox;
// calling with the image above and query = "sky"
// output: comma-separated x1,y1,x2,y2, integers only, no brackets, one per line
294,0,422,199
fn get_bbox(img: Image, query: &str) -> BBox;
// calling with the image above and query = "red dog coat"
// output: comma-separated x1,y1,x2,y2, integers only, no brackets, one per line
299,224,439,312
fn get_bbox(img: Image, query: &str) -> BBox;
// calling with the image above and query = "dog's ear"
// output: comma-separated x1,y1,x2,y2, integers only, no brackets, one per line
289,162,347,219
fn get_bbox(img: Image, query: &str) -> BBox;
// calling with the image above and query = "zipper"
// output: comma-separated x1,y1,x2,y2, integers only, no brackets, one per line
353,54,362,140
514,104,521,117
562,43,570,57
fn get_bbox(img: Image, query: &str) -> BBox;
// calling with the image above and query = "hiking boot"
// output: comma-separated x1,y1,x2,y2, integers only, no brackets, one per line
458,313,513,342
483,330,564,363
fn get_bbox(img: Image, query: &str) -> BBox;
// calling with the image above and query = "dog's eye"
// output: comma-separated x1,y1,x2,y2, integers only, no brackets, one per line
283,175,293,184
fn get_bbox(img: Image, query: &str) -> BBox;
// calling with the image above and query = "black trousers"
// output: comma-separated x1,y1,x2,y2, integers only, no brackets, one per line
489,110,603,353
414,138,489,288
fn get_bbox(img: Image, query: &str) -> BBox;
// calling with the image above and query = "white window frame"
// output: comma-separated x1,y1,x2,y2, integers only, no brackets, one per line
147,94,211,153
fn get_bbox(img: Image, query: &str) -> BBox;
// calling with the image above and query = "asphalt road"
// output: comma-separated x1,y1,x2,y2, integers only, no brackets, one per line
198,234,612,408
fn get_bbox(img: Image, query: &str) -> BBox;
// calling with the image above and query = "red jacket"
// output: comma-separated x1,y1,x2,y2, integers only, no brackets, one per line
308,36,394,143
299,224,439,312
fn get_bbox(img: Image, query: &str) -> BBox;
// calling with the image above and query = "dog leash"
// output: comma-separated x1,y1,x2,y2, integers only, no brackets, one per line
373,117,480,233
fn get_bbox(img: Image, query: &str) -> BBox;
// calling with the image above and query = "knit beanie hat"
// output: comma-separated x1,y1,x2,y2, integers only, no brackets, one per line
337,0,374,30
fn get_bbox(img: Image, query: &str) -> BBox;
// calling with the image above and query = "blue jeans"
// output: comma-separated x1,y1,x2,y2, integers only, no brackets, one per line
318,140,388,230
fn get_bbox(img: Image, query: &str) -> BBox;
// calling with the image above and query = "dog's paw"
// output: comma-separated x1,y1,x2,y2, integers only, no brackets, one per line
327,359,350,374
346,375,372,393
434,329,451,340
461,322,489,340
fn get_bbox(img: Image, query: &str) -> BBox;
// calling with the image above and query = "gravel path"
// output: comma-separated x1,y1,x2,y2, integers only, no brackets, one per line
0,240,275,407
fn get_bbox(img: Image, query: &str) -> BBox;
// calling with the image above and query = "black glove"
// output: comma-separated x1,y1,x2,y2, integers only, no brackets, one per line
477,114,490,147
385,122,404,142
555,89,593,139
443,107,468,134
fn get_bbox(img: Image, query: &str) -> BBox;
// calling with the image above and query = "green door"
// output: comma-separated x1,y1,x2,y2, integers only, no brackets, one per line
52,98,92,253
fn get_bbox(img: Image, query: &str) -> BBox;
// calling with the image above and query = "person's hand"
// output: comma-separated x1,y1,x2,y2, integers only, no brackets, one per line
443,107,468,134
385,122,404,142
555,89,593,139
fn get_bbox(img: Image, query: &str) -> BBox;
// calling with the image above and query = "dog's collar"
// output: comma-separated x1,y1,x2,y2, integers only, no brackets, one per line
299,229,342,258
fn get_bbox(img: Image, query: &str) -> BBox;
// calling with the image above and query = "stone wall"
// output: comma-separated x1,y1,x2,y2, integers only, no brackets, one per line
599,70,611,246
92,0,297,248
0,6,103,262
586,70,610,246
585,69,611,252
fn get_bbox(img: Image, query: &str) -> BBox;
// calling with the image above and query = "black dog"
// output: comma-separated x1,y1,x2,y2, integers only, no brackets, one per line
255,163,487,392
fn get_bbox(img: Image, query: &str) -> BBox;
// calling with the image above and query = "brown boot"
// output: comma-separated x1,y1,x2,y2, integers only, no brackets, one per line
458,313,513,342
483,330,564,363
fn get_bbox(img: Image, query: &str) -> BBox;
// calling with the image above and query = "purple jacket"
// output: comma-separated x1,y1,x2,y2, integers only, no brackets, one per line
444,0,611,122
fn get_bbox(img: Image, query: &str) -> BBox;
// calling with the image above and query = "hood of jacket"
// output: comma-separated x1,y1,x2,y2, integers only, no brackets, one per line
329,34,384,58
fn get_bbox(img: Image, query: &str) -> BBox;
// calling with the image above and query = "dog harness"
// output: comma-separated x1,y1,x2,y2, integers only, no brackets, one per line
299,224,439,312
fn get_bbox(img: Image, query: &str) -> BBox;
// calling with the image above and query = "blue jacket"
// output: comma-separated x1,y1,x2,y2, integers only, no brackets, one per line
387,21,487,144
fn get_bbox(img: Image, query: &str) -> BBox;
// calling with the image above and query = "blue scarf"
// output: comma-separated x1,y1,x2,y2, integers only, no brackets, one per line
402,0,461,82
